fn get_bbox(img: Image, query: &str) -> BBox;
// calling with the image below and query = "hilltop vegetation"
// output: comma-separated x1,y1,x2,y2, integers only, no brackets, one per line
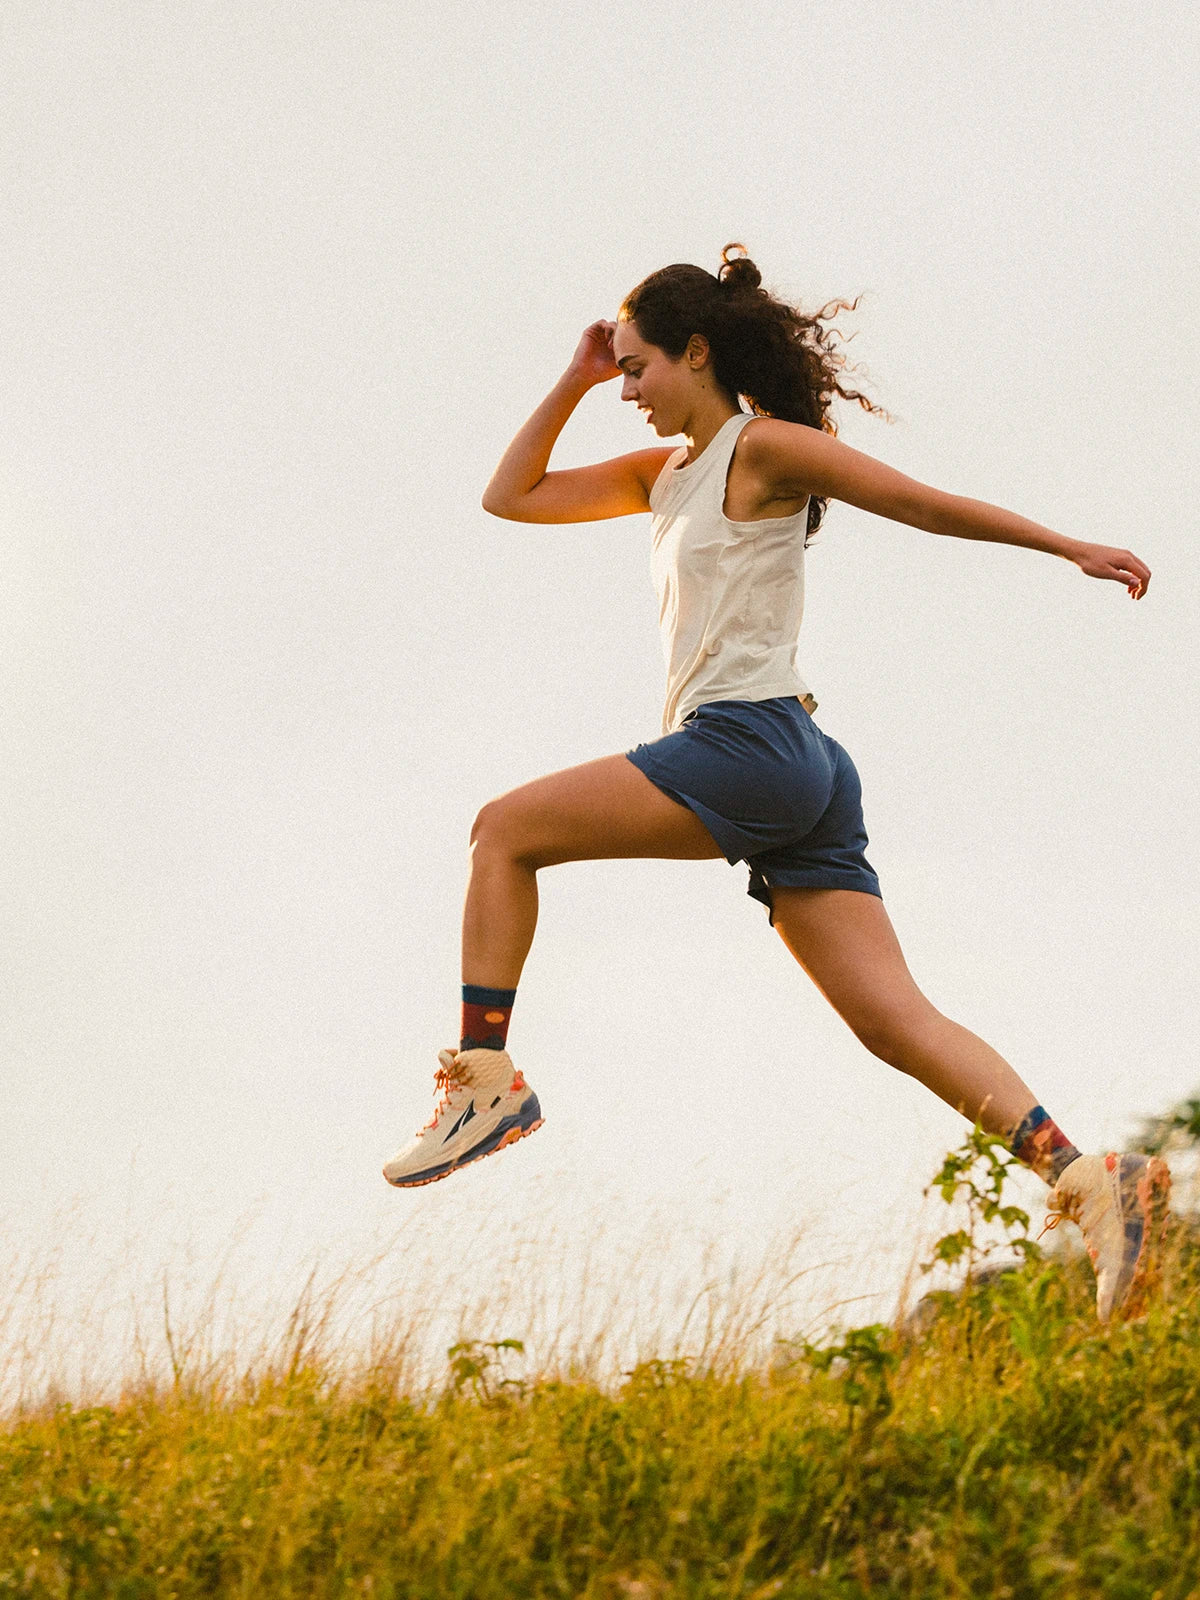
1,1125,1198,1598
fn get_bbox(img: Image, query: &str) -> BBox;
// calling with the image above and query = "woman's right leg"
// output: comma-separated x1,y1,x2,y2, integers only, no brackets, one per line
767,883,1172,1324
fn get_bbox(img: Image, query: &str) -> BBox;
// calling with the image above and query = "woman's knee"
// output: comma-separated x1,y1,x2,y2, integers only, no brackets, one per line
469,798,554,868
469,801,494,847
470,799,521,855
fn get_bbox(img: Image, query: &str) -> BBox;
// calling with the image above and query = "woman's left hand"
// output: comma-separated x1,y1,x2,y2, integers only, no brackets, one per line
1073,543,1151,599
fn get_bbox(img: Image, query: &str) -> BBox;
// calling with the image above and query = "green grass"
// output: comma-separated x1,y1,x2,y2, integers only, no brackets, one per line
2,1139,1199,1598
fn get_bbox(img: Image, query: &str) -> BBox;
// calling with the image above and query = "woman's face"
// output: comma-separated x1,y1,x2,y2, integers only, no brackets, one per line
611,319,704,438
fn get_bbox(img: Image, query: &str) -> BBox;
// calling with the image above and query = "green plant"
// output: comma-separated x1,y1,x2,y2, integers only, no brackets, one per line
921,1124,1041,1283
800,1322,897,1419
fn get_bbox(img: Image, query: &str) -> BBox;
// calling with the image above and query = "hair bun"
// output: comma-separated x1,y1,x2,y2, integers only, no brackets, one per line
718,243,762,293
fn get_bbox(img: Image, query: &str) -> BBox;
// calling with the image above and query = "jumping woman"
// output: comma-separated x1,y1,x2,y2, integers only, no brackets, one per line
384,245,1170,1324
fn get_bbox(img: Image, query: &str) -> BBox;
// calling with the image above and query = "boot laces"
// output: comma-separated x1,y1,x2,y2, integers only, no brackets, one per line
421,1057,467,1133
1037,1189,1081,1242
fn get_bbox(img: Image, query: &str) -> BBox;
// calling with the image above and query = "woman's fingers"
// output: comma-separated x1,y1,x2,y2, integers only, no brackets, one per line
1114,552,1151,599
1078,545,1151,599
568,320,621,384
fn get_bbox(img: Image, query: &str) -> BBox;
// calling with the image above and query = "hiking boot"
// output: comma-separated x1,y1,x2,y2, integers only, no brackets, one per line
1043,1152,1171,1322
383,1048,543,1188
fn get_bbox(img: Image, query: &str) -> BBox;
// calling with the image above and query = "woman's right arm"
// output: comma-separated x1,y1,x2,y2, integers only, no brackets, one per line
482,321,673,523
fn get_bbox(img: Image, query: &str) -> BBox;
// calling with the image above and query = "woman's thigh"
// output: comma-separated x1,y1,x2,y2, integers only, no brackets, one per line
769,886,937,1049
471,753,727,868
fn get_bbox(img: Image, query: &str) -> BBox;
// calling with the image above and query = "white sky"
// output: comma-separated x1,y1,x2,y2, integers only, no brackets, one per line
2,0,1197,1389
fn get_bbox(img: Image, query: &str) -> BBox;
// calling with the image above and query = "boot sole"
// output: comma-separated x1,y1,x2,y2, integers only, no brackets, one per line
383,1097,544,1189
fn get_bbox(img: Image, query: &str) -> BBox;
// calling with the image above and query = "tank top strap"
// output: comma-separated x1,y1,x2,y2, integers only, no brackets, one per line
652,412,757,511
705,411,757,485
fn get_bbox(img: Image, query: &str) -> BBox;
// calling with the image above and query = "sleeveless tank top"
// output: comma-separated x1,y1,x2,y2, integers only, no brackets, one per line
648,411,814,735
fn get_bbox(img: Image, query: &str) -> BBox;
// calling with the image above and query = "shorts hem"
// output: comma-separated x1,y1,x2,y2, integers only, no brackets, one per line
624,751,748,865
747,867,883,927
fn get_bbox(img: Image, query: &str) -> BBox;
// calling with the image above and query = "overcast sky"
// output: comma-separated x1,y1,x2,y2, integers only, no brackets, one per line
2,0,1197,1391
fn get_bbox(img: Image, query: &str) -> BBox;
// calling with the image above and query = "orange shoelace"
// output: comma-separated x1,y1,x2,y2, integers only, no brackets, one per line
422,1061,466,1133
1036,1192,1081,1242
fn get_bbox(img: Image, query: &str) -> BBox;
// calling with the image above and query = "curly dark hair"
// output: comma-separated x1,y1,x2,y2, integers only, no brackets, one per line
619,244,891,543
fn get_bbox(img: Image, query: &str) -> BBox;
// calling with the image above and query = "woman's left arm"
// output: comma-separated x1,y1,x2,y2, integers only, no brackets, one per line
743,418,1151,599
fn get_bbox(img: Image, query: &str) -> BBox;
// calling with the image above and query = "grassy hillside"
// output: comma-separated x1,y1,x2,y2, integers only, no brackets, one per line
1,1133,1197,1599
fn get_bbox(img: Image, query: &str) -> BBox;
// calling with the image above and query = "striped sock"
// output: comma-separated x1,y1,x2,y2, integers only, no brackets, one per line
460,983,517,1053
1009,1105,1082,1185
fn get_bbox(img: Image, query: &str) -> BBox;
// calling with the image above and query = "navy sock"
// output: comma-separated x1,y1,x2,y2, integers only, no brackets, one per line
460,983,517,1053
1008,1105,1082,1185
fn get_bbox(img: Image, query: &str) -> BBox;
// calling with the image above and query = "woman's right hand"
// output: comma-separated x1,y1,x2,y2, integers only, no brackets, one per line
568,320,621,387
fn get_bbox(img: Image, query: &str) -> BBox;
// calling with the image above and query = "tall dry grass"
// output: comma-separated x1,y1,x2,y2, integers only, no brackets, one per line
0,1129,1196,1596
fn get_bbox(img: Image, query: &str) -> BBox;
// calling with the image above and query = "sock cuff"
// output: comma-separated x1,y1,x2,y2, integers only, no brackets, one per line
1009,1105,1049,1147
1009,1104,1081,1185
462,983,518,1007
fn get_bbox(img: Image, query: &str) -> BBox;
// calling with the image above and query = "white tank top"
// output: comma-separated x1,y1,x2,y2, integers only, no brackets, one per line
648,411,813,735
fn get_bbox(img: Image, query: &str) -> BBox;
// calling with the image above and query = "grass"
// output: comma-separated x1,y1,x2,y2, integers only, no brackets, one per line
1,1135,1198,1598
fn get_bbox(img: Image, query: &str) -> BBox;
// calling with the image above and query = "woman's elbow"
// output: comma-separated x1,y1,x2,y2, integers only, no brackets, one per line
482,489,518,520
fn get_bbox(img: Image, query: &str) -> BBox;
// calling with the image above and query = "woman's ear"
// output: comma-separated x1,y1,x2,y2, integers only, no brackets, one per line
685,333,711,370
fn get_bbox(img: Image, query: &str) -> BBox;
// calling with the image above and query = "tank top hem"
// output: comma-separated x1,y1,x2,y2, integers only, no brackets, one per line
669,680,812,735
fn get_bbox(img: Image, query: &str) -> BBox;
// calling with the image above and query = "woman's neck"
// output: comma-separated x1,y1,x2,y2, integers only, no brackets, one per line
681,396,742,464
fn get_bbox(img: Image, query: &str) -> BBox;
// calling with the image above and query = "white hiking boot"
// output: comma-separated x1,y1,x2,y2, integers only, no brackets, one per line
383,1047,543,1188
1042,1153,1172,1322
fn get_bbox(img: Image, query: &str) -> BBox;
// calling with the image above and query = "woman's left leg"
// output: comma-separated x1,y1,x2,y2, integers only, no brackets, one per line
381,752,725,1191
768,885,1041,1139
463,751,726,990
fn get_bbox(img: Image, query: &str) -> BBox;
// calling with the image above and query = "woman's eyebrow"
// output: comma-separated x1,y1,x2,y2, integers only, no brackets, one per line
615,354,642,371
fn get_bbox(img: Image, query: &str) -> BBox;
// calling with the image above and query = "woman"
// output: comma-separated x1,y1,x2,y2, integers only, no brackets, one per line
384,246,1169,1324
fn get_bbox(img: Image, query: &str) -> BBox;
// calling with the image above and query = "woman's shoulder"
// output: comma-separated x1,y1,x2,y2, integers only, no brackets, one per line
733,415,830,498
631,446,681,486
643,445,687,505
735,414,813,461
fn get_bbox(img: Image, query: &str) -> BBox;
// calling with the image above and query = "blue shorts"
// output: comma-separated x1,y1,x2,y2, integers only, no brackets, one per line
625,695,881,926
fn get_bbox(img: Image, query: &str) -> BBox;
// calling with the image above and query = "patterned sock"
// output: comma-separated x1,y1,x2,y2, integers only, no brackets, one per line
1008,1105,1082,1185
460,983,517,1053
